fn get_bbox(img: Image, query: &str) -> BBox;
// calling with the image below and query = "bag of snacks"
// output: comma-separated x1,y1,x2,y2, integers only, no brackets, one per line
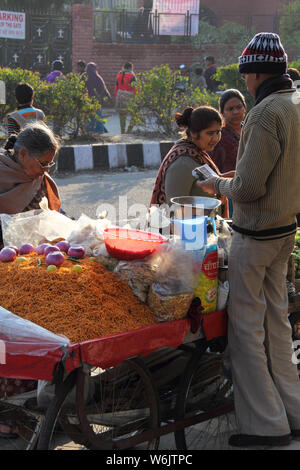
193,239,219,314
147,239,195,322
114,254,161,303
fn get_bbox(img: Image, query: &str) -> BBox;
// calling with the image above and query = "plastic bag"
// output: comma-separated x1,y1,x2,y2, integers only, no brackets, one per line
93,243,119,271
0,209,76,247
217,280,230,311
0,306,69,357
193,234,219,314
67,213,112,256
147,238,195,321
114,253,162,303
215,216,233,265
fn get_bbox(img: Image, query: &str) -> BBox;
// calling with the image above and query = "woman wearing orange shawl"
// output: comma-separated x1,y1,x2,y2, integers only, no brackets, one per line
150,106,232,218
0,122,61,438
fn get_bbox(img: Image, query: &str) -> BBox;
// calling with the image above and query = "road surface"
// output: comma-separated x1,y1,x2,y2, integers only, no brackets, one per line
55,168,157,222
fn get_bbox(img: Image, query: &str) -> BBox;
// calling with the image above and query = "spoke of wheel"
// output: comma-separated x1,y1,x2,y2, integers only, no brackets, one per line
76,358,160,450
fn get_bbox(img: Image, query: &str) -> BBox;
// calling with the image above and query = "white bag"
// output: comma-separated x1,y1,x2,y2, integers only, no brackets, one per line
0,209,76,247
217,280,230,310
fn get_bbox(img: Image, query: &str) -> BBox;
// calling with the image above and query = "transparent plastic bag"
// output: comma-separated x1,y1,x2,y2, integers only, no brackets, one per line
147,238,195,321
114,253,162,303
67,213,112,256
0,306,69,357
217,280,230,311
215,216,233,265
93,243,119,271
0,209,76,247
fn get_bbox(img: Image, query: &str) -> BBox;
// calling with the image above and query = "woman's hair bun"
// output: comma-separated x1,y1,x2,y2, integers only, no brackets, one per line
4,134,18,151
175,106,193,128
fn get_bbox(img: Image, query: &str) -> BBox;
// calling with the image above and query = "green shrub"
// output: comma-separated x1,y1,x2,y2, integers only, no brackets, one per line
215,63,254,110
35,73,101,137
127,65,219,136
289,60,300,72
279,1,300,59
0,67,101,137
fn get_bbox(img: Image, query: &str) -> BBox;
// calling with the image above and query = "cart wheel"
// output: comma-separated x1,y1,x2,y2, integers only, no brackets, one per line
76,357,160,450
0,401,44,450
37,369,83,450
175,350,235,450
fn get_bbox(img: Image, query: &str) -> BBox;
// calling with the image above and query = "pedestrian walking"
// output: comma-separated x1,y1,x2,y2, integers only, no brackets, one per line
115,62,136,134
204,56,218,93
190,67,207,91
46,60,65,84
85,62,111,134
197,32,300,447
76,60,86,78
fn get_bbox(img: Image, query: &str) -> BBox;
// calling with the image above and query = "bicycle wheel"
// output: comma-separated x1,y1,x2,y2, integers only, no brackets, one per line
37,369,85,450
76,357,160,450
175,351,235,450
0,401,44,450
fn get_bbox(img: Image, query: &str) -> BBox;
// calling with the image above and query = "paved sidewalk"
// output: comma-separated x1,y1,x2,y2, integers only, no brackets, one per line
102,108,121,135
56,110,174,172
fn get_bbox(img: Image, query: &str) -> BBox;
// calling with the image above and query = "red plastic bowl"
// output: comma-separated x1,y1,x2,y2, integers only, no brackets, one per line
104,227,168,260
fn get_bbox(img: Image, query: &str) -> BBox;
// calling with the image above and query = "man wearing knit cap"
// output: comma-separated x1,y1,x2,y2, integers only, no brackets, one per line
197,32,300,447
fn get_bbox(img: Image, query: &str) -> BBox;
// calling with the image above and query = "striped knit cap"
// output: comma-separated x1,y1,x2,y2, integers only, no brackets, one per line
239,32,288,74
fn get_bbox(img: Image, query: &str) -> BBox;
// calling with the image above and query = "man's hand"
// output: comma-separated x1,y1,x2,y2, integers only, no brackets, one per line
196,176,218,195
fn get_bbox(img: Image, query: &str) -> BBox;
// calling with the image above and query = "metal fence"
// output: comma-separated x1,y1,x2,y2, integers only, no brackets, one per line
93,10,290,44
93,0,139,8
94,10,202,42
0,6,72,75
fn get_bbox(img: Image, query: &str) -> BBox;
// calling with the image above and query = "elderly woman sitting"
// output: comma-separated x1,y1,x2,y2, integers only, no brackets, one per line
0,122,61,248
0,122,61,438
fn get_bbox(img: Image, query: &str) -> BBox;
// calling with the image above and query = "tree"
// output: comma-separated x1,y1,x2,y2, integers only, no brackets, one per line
279,0,300,59
127,65,219,136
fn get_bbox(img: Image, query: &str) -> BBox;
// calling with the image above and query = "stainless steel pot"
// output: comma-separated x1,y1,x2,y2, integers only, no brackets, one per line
170,196,221,219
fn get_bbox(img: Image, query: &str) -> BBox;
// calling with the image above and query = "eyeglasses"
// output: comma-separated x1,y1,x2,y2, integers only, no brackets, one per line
36,160,56,170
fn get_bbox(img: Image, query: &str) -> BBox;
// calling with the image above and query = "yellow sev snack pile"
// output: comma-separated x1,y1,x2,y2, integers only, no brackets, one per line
0,253,157,344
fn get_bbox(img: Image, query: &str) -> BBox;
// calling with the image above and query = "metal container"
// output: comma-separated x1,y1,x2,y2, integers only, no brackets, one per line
170,196,221,219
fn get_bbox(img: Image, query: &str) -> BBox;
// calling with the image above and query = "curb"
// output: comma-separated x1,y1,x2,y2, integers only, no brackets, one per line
57,141,175,172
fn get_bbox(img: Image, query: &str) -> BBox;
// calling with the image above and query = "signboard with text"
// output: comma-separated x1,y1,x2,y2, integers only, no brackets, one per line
0,10,26,40
152,0,200,35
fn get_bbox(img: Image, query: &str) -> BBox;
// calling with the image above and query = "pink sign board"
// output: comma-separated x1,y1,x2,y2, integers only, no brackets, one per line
152,0,200,35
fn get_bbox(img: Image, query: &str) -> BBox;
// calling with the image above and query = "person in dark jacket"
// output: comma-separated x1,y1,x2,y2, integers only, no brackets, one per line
204,56,218,92
85,62,111,134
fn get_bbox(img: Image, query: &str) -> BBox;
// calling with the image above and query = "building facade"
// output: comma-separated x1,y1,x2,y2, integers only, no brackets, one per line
201,0,290,31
